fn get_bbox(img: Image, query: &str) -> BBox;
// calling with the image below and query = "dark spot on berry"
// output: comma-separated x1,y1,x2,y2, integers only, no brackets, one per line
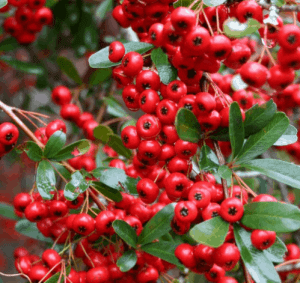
228,206,238,216
123,58,129,67
123,135,129,144
263,240,270,246
212,211,219,217
106,221,112,228
215,50,226,57
175,184,184,191
177,21,187,29
198,103,206,111
142,83,151,90
151,32,156,41
145,152,153,158
54,211,62,217
171,83,179,91
210,272,217,278
5,133,13,141
239,56,248,64
160,106,168,115
193,36,202,46
182,150,191,156
180,207,189,217
168,33,180,43
203,123,212,129
268,26,276,34
187,69,197,79
143,121,151,129
126,96,135,103
240,99,248,106
194,193,202,201
78,226,86,233
140,190,147,197
153,12,163,18
287,34,296,44
141,96,146,105
244,12,253,20
184,103,193,110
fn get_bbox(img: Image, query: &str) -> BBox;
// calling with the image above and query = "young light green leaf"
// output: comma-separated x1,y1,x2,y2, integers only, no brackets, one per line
203,0,225,6
223,18,261,38
107,134,132,159
44,131,66,159
89,42,154,68
264,237,287,263
189,216,229,248
141,242,184,268
91,181,122,202
0,37,18,52
57,56,83,85
240,158,300,189
236,112,289,164
25,141,43,162
273,124,298,146
175,108,201,143
104,96,128,118
89,68,112,86
113,220,138,248
151,48,177,84
0,202,19,220
64,171,88,201
116,250,137,272
138,203,175,245
199,144,219,172
229,102,244,158
93,125,114,143
241,202,300,232
36,160,56,200
234,224,281,283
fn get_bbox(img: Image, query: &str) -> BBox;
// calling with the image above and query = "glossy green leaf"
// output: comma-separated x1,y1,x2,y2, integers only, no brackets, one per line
244,100,277,137
141,242,184,268
93,125,114,143
51,162,72,180
203,0,226,6
0,37,18,52
51,140,90,162
234,224,281,283
44,266,71,283
209,127,230,141
104,96,128,118
36,160,56,200
217,165,232,184
223,18,261,38
113,220,138,248
44,131,66,159
92,167,139,195
107,134,132,159
240,158,300,189
241,202,300,232
199,144,219,172
89,42,154,68
189,216,229,248
57,56,83,85
175,108,201,143
91,181,122,202
25,141,43,162
64,171,88,201
236,112,289,164
151,48,177,84
264,237,287,263
229,102,244,158
89,68,112,86
138,203,175,245
95,146,108,167
0,202,19,220
273,124,298,146
94,0,113,23
116,250,137,272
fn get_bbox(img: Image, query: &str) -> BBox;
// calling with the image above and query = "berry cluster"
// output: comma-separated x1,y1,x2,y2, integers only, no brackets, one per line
0,122,19,158
2,0,53,45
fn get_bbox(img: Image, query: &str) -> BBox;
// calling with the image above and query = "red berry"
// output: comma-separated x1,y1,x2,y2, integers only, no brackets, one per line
175,201,198,223
136,178,159,204
51,86,72,106
175,243,196,268
72,213,95,236
219,197,244,223
251,229,276,250
0,122,19,145
213,243,240,271
109,41,125,63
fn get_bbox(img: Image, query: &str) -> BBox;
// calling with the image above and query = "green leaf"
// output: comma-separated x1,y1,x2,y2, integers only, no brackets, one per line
0,56,45,75
241,202,300,232
141,242,184,268
189,216,229,248
91,181,122,202
175,108,201,143
94,0,113,23
234,224,281,283
25,141,43,162
217,165,232,183
107,134,132,159
0,37,18,52
93,125,114,143
264,237,287,263
116,250,137,272
92,167,139,195
95,146,107,167
244,100,277,137
51,140,91,162
64,171,88,201
209,127,230,141
273,124,298,146
203,0,226,6
57,56,83,85
199,144,219,172
113,220,138,248
240,158,300,189
236,112,289,164
229,102,244,158
44,266,71,283
223,18,261,38
271,0,284,7
0,202,19,220
51,162,71,180
36,160,56,200
89,42,154,68
44,131,66,159
89,68,112,86
151,48,177,85
138,203,175,245
104,96,128,118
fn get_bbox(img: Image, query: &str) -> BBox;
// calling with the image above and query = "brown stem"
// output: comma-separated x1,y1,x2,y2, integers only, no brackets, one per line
102,116,130,126
89,188,106,210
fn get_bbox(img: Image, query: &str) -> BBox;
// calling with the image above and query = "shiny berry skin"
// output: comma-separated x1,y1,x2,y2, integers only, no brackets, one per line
121,126,140,149
95,210,116,235
253,194,277,202
149,23,165,47
232,90,254,110
240,62,269,88
175,201,198,223
60,104,81,122
3,17,23,37
194,92,216,115
108,41,125,63
48,200,69,218
112,6,131,28
113,66,133,86
194,244,214,270
205,264,225,282
236,0,263,23
160,125,179,144
51,86,72,105
219,197,244,223
28,0,46,9
285,243,300,261
156,99,178,125
267,64,295,91
28,265,51,282
76,112,94,128
0,122,19,145
15,6,33,25
197,110,221,132
42,249,61,271
14,247,29,259
124,215,143,235
8,0,27,7
139,89,160,114
72,213,95,236
15,255,32,275
24,201,48,222
251,229,276,250
202,202,221,221
135,70,160,93
175,243,196,268
165,173,189,201
109,159,126,170
34,7,53,25
174,139,198,159
188,186,211,209
86,267,110,283
137,266,159,283
122,84,140,111
82,120,98,141
224,42,251,69
136,114,161,140
45,119,67,138
158,144,176,161
213,243,240,271
13,192,32,213
136,178,159,204
218,277,238,283
209,35,232,60
166,81,187,103
122,52,144,77
278,24,300,51
171,7,196,34
167,156,190,174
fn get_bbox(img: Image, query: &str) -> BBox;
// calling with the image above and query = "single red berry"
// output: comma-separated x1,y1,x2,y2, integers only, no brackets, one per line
202,202,221,221
24,201,48,222
137,266,159,283
112,6,131,28
3,17,23,37
204,264,225,282
95,210,116,235
122,52,144,77
109,41,125,63
171,7,196,34
218,277,238,283
48,200,69,218
73,213,95,236
42,249,61,271
236,0,263,23
136,114,161,140
213,243,240,271
0,122,19,145
14,247,29,259
251,229,276,250
28,265,51,282
51,86,72,106
175,243,196,268
188,186,211,209
175,201,198,223
285,243,300,261
86,267,110,283
253,194,277,202
174,139,198,159
135,70,160,93
278,24,300,51
124,215,143,235
13,193,32,213
15,6,33,25
149,23,165,47
219,197,244,223
45,119,67,138
240,62,269,88
194,244,214,271
27,0,46,9
136,178,159,204
34,7,53,25
139,89,160,114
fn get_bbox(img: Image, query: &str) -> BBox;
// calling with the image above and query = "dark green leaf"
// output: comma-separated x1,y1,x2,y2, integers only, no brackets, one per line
51,140,90,162
234,224,281,283
45,0,58,7
217,165,232,184
64,171,88,201
104,96,128,118
273,124,298,146
0,202,19,220
223,18,261,38
175,108,201,143
107,134,132,159
95,146,107,167
0,37,18,52
189,216,229,248
236,112,289,164
36,160,56,200
229,102,244,158
244,100,277,137
51,162,71,180
241,202,300,232
92,167,139,195
94,0,113,23
91,181,122,202
264,237,287,263
138,203,175,245
94,125,114,143
25,141,43,162
89,68,112,86
141,242,184,268
209,127,230,141
0,56,45,75
44,266,71,283
44,131,66,159
89,42,154,68
240,158,300,189
151,48,177,84
116,250,137,272
113,220,138,248
199,144,219,172
57,56,83,85
203,0,226,6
